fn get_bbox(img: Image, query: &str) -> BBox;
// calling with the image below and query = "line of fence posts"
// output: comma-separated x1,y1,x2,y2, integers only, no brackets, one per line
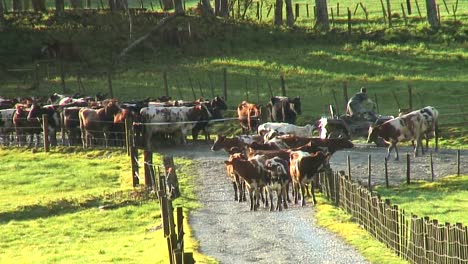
321,167,468,263
127,147,193,263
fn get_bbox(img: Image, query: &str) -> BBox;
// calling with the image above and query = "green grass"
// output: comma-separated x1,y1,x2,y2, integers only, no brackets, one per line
374,175,468,224
0,147,214,263
315,195,408,264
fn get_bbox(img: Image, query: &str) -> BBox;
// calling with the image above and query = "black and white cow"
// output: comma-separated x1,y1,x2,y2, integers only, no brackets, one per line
268,96,301,124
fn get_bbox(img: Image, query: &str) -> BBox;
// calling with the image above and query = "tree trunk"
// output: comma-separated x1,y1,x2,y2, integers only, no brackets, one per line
214,0,220,16
55,0,64,14
116,0,128,11
285,0,294,27
70,0,83,9
220,0,229,17
0,0,4,18
173,0,184,14
274,0,283,26
199,0,214,16
12,0,22,11
161,0,173,11
425,0,439,28
32,0,46,12
314,0,329,31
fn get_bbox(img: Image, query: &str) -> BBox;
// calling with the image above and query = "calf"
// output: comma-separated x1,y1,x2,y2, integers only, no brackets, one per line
289,151,330,206
61,107,82,146
367,107,433,160
13,104,41,147
264,157,290,211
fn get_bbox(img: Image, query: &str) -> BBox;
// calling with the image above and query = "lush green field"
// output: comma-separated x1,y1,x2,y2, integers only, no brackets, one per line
0,147,214,264
375,175,468,224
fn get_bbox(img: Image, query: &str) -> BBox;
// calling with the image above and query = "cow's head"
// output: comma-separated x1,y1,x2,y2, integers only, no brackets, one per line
367,124,380,143
211,96,227,111
211,134,226,151
291,96,302,115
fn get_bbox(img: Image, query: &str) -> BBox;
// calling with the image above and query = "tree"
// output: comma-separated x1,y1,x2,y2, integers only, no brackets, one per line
314,0,329,31
425,0,439,28
274,0,283,26
220,0,229,17
285,0,294,27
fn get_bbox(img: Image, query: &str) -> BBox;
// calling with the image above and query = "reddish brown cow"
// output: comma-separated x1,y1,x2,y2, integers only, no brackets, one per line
237,101,261,134
78,100,122,148
61,107,82,146
224,153,247,203
13,104,41,147
224,154,268,211
289,151,331,206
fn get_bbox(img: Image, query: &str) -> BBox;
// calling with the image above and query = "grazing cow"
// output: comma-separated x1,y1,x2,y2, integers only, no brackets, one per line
140,104,211,148
367,107,435,160
27,102,60,146
0,108,16,145
211,134,263,153
224,154,268,211
268,96,301,124
264,157,290,211
61,107,82,146
237,101,262,134
258,122,315,138
289,151,331,206
79,100,122,148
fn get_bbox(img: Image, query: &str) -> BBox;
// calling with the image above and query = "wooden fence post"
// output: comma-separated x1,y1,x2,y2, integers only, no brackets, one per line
347,155,351,180
343,82,349,113
163,71,169,97
295,3,299,19
280,75,286,96
430,152,434,181
42,114,50,152
385,157,389,188
408,84,413,110
401,3,408,26
457,149,460,176
144,151,153,189
347,7,352,33
406,153,410,184
223,68,227,101
386,0,392,27
131,146,139,187
368,154,372,190
406,0,412,15
125,117,132,155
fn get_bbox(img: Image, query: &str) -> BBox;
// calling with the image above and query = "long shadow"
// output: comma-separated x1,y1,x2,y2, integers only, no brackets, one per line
0,195,147,223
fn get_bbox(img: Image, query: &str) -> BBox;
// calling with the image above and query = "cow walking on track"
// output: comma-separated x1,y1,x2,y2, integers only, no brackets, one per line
367,106,439,160
237,101,262,134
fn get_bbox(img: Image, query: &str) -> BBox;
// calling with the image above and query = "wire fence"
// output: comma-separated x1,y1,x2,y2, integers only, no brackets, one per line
320,171,468,264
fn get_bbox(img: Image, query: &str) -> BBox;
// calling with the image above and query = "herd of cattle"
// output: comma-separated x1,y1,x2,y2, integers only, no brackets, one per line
0,93,440,210
211,103,439,211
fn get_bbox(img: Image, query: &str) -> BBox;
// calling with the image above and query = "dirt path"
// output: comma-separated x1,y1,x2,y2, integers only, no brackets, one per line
161,143,370,264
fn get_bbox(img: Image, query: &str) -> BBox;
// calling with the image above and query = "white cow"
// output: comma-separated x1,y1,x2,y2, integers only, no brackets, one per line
0,109,16,145
258,122,315,138
140,104,211,148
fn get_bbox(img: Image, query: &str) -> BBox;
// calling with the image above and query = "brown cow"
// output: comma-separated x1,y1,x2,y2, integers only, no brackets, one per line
289,151,331,206
237,101,261,134
79,100,122,148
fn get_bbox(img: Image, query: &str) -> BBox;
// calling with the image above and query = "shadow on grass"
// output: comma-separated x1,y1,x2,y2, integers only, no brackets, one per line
0,191,157,223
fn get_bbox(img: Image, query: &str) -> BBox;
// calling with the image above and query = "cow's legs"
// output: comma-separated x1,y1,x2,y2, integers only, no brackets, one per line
232,181,238,201
310,180,317,205
281,185,288,209
300,183,306,206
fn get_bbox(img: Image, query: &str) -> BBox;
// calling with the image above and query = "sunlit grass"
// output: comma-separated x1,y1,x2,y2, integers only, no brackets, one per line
374,175,468,224
0,148,211,263
315,195,408,264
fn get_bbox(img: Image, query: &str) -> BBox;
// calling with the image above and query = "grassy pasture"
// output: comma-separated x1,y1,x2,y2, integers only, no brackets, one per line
374,175,468,224
0,147,214,264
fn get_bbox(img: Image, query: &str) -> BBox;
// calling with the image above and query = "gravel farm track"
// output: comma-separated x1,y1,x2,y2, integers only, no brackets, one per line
160,142,467,264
